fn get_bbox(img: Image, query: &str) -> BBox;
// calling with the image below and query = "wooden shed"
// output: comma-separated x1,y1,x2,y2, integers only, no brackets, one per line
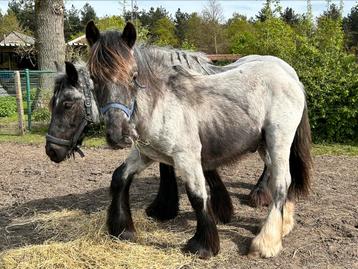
0,31,37,70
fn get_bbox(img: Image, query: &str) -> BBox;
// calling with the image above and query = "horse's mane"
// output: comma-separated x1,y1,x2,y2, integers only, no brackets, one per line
87,29,217,91
88,31,135,85
142,45,213,74
133,45,217,91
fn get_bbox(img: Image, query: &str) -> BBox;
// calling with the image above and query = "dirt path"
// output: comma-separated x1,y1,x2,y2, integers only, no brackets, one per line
0,143,357,268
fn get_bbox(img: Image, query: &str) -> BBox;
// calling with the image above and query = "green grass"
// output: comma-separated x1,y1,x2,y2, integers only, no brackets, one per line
0,132,357,156
82,137,106,148
312,143,358,156
0,114,25,125
0,133,106,148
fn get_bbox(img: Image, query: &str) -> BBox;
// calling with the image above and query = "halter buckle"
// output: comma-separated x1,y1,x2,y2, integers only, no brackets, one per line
85,100,91,107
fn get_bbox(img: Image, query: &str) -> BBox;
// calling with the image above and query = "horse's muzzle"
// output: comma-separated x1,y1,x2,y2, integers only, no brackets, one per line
45,142,69,163
105,131,132,149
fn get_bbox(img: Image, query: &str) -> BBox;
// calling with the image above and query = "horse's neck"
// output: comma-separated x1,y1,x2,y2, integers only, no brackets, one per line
132,87,157,138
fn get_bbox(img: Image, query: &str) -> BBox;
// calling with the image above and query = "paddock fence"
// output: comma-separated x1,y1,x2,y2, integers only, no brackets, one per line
0,69,56,135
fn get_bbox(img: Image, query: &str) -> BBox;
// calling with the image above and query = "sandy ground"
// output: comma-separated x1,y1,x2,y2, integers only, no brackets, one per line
0,142,357,268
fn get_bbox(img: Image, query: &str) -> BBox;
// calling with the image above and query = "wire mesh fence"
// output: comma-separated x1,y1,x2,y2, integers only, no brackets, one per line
0,69,56,135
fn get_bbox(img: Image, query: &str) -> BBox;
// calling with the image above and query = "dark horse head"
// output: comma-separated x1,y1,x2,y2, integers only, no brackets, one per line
45,62,100,163
86,21,140,149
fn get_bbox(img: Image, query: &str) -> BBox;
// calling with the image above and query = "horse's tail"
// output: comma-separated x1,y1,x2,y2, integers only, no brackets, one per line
288,103,313,199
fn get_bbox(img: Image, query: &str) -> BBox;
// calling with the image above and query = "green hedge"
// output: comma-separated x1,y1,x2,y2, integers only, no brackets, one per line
32,107,51,122
229,17,358,143
0,96,17,117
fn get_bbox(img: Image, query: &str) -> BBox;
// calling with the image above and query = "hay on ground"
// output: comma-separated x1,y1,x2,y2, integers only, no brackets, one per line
0,209,229,269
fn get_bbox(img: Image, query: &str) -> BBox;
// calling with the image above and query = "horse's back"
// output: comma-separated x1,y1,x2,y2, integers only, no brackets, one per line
234,55,299,81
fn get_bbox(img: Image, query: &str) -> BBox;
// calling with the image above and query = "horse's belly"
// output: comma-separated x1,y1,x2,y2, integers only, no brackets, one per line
199,122,262,169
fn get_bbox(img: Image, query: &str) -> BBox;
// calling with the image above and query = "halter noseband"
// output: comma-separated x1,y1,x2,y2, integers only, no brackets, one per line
46,70,94,158
100,100,135,118
99,77,144,119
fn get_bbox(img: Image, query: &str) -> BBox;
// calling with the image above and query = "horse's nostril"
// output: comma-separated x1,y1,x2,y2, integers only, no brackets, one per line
46,144,58,159
50,149,56,158
48,148,57,159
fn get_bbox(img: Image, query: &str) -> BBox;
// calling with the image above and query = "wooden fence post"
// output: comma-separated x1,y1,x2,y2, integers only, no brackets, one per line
15,71,25,135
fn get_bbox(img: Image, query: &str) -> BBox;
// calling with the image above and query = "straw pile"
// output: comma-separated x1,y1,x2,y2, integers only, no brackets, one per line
0,209,230,269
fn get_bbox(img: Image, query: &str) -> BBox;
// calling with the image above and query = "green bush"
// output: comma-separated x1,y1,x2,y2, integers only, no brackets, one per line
86,122,105,137
0,96,17,117
32,107,51,122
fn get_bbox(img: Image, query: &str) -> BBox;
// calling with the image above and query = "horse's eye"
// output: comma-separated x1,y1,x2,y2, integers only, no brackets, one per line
63,101,74,109
132,72,138,80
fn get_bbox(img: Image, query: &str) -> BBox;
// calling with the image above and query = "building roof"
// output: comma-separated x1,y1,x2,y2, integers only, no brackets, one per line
0,31,35,47
67,35,87,46
207,54,241,62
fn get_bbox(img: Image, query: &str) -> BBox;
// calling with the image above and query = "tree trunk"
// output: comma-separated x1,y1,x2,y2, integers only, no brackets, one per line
34,0,65,108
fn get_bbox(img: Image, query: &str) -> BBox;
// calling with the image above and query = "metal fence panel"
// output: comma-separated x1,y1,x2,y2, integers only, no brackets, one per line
0,69,56,134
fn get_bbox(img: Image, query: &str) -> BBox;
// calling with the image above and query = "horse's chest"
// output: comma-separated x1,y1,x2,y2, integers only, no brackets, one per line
135,141,174,166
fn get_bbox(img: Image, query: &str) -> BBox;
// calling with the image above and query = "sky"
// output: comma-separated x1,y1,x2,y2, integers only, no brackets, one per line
0,1,357,21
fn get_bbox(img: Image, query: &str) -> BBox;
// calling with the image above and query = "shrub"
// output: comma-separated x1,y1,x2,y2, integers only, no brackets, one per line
0,96,17,117
86,122,105,137
32,107,51,122
229,17,358,143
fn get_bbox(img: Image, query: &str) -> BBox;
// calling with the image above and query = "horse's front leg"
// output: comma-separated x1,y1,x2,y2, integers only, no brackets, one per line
107,148,153,240
146,163,179,221
175,152,220,259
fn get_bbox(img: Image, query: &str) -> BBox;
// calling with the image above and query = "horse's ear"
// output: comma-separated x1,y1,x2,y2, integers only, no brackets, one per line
65,61,78,86
86,20,100,47
121,22,136,49
54,61,64,73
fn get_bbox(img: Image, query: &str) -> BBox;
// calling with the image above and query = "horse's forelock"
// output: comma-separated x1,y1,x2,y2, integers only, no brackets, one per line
88,32,134,85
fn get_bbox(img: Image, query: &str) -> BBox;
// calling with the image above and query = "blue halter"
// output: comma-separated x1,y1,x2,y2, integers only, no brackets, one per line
100,77,145,119
100,99,135,119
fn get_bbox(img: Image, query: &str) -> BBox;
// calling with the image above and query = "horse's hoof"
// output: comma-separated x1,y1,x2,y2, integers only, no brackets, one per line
107,216,136,240
119,230,136,241
108,226,136,241
183,237,218,259
249,234,282,258
146,200,179,221
249,186,272,207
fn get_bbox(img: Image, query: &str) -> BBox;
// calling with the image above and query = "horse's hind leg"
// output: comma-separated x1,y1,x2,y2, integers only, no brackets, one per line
107,148,152,240
205,170,233,223
175,153,220,259
249,128,295,258
146,165,233,223
249,165,272,207
250,145,273,207
146,163,179,221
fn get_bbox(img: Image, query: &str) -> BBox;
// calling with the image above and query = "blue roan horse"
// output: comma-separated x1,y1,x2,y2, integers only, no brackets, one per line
83,21,312,259
45,54,296,230
46,53,300,225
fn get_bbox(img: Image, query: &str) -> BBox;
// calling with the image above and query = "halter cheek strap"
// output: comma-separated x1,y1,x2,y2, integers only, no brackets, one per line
100,100,135,119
